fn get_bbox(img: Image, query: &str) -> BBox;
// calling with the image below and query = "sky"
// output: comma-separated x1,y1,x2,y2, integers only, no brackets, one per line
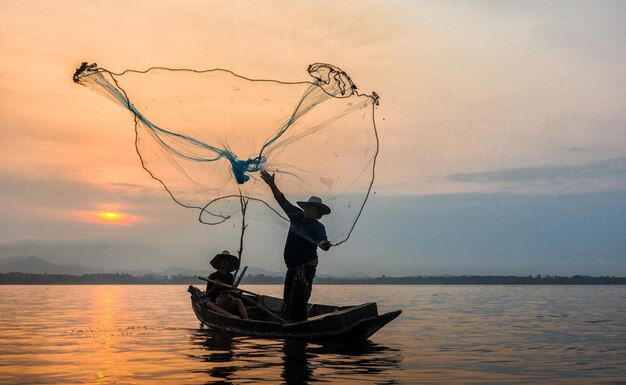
1,0,625,276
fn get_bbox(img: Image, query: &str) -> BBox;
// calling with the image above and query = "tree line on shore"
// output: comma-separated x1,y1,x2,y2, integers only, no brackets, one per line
1,272,625,285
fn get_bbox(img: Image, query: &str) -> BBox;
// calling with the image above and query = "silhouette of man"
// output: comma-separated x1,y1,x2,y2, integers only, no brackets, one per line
261,170,331,322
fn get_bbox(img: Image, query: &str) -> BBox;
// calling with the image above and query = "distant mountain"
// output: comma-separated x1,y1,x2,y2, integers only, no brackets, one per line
0,256,168,276
160,266,199,276
0,255,111,275
0,256,308,278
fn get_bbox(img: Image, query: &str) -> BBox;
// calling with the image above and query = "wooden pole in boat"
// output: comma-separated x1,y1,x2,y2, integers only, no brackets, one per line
197,276,261,297
197,276,288,324
234,266,247,287
233,190,249,281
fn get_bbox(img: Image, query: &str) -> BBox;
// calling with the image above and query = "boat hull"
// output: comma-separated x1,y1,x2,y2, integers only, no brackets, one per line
189,286,401,342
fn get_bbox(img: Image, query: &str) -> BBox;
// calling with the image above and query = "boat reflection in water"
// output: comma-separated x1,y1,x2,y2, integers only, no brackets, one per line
191,332,237,383
188,329,402,384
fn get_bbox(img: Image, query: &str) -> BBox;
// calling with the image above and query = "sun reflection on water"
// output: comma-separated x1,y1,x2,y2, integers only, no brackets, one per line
92,286,119,382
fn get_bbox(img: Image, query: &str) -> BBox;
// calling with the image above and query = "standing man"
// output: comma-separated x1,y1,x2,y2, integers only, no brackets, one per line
260,170,332,322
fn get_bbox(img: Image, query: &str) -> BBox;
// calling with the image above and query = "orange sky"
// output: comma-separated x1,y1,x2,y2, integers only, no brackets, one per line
2,1,624,194
1,1,624,275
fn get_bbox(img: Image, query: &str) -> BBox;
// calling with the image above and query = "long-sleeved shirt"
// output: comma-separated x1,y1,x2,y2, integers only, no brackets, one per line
275,193,327,268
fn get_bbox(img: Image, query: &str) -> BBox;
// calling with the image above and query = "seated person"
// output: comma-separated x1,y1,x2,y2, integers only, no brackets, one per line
202,250,248,319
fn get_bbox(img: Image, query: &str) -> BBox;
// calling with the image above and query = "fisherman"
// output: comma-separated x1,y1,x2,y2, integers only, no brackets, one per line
202,250,248,319
260,170,332,322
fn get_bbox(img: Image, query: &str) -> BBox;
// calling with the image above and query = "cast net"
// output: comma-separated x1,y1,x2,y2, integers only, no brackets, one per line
73,62,379,245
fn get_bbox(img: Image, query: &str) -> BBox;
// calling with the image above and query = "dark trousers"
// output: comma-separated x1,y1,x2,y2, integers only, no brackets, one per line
283,266,316,322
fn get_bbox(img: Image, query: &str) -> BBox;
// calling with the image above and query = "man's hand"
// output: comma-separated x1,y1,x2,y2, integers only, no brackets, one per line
319,240,332,251
260,170,275,185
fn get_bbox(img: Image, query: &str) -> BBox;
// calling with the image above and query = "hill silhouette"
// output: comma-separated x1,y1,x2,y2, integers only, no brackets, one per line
0,255,110,275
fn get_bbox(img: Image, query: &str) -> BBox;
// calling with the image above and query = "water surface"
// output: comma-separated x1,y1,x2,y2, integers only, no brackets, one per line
0,285,625,384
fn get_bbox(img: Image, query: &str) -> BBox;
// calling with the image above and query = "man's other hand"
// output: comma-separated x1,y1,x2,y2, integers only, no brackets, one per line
319,240,332,251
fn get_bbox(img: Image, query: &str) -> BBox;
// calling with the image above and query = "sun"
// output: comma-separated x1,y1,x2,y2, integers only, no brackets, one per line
72,207,140,226
97,211,123,221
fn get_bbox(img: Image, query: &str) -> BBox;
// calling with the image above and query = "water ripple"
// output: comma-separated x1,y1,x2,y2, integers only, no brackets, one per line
0,285,625,384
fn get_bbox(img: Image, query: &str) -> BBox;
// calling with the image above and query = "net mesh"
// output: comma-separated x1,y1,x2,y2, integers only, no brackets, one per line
73,62,379,245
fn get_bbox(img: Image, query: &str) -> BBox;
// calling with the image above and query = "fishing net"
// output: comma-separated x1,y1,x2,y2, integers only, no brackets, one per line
73,62,379,245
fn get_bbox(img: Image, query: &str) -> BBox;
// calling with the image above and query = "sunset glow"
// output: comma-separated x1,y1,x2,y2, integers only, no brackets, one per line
72,210,139,226
1,1,624,276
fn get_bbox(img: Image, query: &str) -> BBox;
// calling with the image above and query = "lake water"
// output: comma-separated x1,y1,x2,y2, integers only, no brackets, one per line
0,285,625,384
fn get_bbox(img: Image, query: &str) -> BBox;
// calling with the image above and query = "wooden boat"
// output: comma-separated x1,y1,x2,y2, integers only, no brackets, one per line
188,285,401,342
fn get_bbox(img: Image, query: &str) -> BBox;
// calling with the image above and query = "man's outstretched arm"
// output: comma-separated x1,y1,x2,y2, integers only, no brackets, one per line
260,170,300,219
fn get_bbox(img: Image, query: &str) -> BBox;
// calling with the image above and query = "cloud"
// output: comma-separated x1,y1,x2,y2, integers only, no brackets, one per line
2,186,626,275
465,1,626,60
0,170,197,256
0,169,287,271
0,170,165,215
445,158,626,188
331,191,626,276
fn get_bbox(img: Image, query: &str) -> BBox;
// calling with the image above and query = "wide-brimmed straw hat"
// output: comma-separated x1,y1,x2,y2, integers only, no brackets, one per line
210,250,240,272
297,196,331,215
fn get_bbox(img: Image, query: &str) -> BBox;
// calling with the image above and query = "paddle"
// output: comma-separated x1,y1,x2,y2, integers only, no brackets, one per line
197,276,288,323
197,276,261,297
239,295,288,324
